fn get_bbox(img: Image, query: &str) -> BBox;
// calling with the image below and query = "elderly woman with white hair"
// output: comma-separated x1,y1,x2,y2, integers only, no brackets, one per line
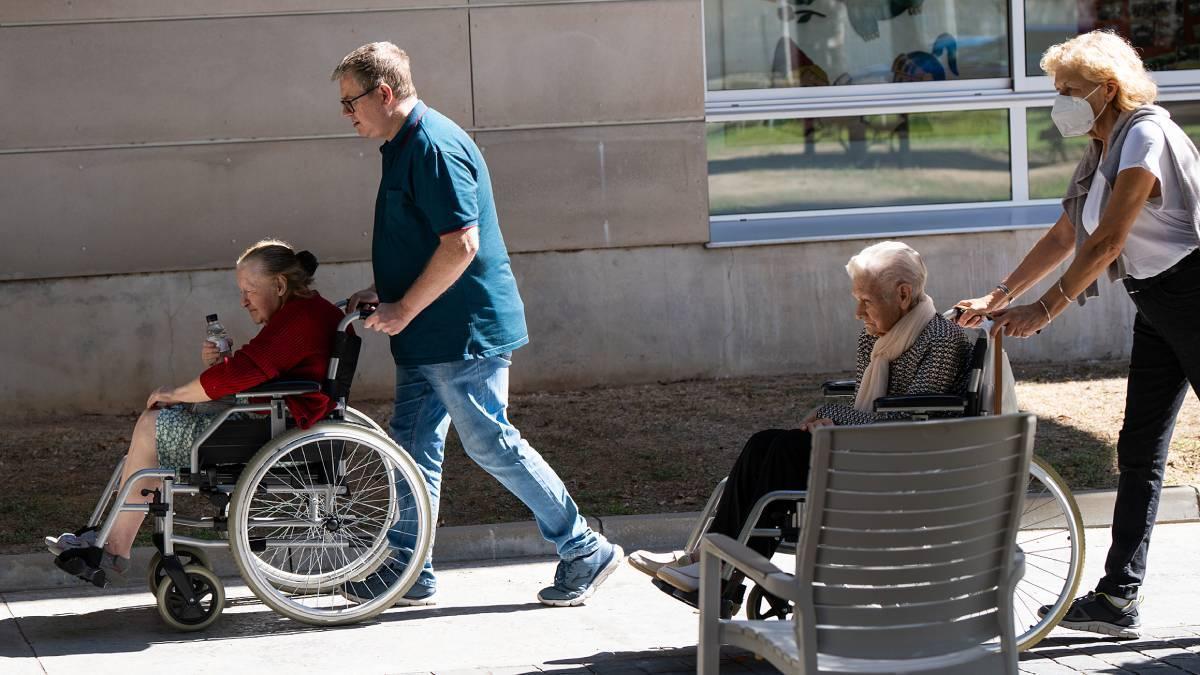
957,31,1200,638
636,241,969,596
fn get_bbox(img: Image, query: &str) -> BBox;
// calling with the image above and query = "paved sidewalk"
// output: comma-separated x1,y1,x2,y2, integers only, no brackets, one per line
3,522,1199,674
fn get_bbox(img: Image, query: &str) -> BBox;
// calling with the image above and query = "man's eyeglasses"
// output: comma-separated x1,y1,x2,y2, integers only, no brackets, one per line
340,84,379,114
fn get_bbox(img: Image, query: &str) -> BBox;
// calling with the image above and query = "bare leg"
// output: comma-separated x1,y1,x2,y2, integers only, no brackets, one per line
103,408,160,559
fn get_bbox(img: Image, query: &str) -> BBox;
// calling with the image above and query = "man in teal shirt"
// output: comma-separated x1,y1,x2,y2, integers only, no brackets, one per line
333,41,622,606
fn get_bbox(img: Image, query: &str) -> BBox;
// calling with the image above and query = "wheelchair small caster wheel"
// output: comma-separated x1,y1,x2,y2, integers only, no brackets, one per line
155,564,225,631
746,584,792,620
146,546,212,595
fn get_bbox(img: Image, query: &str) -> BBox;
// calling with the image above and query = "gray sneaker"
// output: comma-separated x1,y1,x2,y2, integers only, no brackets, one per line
45,530,97,556
537,540,624,607
99,551,130,583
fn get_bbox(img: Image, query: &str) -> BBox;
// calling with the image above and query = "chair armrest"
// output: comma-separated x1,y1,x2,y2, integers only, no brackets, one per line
822,379,856,397
873,394,967,414
700,534,798,602
234,379,322,399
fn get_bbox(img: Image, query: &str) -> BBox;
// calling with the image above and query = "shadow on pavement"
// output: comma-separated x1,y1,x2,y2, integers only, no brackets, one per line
0,598,551,658
542,645,778,673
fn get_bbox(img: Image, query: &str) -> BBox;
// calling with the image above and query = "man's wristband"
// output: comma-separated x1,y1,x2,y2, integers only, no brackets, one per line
995,282,1013,298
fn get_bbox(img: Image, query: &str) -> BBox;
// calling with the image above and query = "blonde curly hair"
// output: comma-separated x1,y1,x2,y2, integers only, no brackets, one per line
1040,30,1157,111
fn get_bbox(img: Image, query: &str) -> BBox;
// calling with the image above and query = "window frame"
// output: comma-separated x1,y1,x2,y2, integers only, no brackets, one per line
703,0,1200,245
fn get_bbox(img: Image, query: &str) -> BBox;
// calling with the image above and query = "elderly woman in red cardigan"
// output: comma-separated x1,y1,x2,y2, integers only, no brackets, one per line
45,239,345,582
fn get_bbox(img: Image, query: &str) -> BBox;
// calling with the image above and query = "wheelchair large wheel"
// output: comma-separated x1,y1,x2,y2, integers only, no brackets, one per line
1013,455,1085,650
227,423,432,626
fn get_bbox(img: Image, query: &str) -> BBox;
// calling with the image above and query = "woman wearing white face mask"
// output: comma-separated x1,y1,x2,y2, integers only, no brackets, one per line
957,30,1200,639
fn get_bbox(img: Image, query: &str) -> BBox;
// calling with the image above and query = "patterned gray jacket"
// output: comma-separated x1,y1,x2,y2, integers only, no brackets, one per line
814,313,971,426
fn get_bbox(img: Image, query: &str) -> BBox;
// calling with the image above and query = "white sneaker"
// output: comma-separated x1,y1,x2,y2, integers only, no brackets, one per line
45,531,96,556
656,561,702,593
627,549,691,578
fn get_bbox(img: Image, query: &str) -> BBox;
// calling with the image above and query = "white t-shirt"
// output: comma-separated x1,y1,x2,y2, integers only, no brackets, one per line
1082,121,1200,279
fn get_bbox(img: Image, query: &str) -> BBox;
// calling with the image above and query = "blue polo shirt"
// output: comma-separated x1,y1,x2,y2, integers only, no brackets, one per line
373,101,528,365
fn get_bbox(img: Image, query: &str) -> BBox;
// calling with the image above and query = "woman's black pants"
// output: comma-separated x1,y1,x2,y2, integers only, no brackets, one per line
709,428,813,559
1098,253,1200,600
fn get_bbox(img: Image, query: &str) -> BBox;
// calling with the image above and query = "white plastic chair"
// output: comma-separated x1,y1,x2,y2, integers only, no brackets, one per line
698,414,1034,674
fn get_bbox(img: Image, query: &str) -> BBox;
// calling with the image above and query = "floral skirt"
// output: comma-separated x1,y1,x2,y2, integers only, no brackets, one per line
154,404,247,469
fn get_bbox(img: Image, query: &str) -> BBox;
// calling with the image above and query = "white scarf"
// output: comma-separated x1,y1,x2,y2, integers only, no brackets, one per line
854,294,937,413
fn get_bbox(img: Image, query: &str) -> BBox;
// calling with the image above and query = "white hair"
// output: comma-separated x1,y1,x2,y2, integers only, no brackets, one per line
845,241,927,297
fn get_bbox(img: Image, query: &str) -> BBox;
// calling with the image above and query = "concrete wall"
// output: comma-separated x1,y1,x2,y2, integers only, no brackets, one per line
1,229,1136,413
0,1,1138,413
0,0,706,281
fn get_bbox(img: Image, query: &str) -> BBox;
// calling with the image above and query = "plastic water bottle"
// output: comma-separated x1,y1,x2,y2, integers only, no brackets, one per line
205,314,232,360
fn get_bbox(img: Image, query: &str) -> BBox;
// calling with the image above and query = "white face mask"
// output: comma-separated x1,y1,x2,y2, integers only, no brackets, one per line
1051,84,1108,137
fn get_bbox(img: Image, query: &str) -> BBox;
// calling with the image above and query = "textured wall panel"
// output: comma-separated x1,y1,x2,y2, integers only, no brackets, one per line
469,0,704,127
0,138,385,280
1,1,459,23
479,122,709,252
0,9,471,149
0,233,1139,413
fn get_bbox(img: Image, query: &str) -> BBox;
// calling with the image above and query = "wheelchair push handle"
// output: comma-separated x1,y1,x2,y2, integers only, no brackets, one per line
335,298,377,332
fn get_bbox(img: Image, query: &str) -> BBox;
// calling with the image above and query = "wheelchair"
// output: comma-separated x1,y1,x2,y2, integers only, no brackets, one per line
55,305,432,631
671,312,1085,651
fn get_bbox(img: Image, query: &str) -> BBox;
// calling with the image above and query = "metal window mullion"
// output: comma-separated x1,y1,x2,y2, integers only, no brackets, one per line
707,95,1032,123
709,200,1042,222
705,78,1012,109
1010,102,1030,202
1011,0,1034,92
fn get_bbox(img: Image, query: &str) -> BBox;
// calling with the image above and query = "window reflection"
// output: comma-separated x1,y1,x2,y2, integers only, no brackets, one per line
705,0,1010,91
1026,1,1200,77
707,109,1011,214
1027,100,1200,199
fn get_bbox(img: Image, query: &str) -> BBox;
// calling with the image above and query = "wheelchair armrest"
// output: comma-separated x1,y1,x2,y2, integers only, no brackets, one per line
234,379,322,399
873,394,967,414
822,379,857,397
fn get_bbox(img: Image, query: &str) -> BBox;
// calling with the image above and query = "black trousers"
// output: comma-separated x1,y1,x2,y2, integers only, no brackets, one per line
709,428,813,559
1097,255,1200,600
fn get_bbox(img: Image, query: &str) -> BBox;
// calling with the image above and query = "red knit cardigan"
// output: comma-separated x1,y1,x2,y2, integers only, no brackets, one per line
199,292,344,428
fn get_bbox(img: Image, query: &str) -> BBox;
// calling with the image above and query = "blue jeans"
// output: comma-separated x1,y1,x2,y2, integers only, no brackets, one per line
386,353,598,590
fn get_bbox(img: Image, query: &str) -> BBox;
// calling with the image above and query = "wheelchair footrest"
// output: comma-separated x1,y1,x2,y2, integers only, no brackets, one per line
54,547,108,588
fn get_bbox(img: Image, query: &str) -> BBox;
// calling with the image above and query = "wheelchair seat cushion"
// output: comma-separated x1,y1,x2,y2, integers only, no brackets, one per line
155,404,255,469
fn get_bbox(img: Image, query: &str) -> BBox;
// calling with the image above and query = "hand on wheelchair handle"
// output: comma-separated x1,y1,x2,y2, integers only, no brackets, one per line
345,288,380,316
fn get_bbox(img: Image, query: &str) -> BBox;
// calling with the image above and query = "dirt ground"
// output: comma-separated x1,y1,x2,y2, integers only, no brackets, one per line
2,360,1197,554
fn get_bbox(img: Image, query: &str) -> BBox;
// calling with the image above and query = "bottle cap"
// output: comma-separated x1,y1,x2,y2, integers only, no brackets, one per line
206,314,219,322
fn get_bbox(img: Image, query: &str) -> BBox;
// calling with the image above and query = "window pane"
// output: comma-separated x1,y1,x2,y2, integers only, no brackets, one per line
1028,100,1200,199
1026,108,1091,200
708,109,1011,215
704,0,1010,91
1026,1,1200,77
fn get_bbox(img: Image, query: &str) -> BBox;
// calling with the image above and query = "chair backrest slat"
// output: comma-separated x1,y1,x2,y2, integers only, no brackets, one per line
795,415,1034,664
814,527,1011,567
814,610,1003,659
825,453,1022,493
815,585,1002,627
813,568,1000,607
813,549,1005,586
817,511,1010,548
822,474,1018,511
828,434,1024,472
820,493,1013,530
